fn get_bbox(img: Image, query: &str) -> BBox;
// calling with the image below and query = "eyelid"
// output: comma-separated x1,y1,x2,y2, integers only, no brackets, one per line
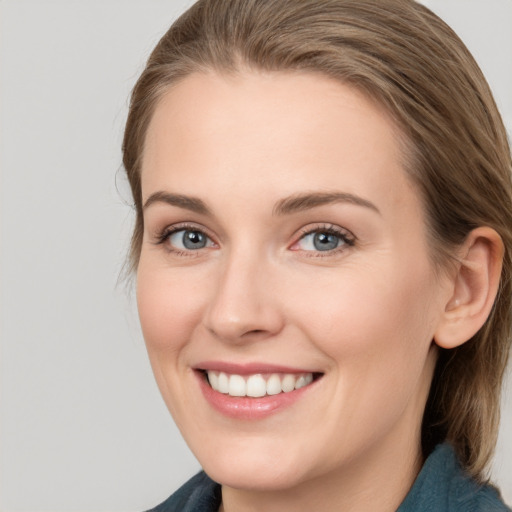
153,222,218,252
151,221,355,257
290,223,356,254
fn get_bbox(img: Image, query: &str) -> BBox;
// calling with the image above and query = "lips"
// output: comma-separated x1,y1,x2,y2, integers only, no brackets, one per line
195,362,322,420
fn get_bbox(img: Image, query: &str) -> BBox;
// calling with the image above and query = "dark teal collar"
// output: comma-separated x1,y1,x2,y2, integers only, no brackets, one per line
397,443,509,511
148,443,510,511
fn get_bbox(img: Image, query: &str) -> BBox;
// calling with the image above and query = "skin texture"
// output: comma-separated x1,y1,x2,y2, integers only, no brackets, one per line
137,70,470,512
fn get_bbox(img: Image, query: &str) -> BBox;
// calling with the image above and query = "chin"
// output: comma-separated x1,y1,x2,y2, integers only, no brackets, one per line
198,444,311,491
207,465,308,492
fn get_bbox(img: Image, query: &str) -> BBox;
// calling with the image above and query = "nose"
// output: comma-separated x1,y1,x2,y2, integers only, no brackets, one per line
203,249,285,344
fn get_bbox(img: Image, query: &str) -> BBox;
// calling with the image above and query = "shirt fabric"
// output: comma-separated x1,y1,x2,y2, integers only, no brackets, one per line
146,443,511,512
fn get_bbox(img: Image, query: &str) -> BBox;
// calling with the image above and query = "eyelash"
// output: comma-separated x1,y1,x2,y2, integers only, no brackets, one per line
293,224,355,257
154,223,216,257
153,223,355,257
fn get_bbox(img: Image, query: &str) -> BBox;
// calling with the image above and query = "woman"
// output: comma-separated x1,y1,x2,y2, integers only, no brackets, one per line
123,0,512,510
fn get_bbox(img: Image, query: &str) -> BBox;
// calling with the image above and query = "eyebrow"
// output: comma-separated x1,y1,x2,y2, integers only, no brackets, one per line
143,191,211,215
142,190,380,217
273,191,380,216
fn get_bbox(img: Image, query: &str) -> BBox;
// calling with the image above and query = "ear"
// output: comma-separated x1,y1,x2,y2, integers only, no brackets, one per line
434,227,504,349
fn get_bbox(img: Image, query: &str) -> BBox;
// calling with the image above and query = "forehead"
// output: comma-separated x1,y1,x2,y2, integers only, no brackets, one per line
141,70,417,219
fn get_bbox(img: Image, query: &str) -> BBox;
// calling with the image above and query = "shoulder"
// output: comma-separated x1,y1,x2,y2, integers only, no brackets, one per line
398,444,511,512
145,471,221,512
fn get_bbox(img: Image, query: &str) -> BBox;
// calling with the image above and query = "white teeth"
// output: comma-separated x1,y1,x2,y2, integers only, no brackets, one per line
294,373,313,389
295,375,307,389
281,374,296,392
247,374,267,397
206,370,315,397
266,374,282,395
217,372,229,394
228,374,246,396
208,371,219,390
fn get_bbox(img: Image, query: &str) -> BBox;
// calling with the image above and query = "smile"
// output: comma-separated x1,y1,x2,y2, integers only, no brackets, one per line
196,363,323,419
206,371,314,397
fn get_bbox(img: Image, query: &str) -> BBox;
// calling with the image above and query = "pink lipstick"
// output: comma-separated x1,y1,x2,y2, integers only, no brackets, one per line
194,362,322,420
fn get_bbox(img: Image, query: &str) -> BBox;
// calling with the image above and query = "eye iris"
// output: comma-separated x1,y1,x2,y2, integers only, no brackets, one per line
313,232,339,251
183,230,206,249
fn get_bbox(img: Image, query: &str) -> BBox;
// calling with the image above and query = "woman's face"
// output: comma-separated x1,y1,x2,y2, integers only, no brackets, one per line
137,70,451,490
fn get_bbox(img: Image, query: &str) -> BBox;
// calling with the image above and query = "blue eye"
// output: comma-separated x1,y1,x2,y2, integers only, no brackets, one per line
295,228,354,252
168,229,214,250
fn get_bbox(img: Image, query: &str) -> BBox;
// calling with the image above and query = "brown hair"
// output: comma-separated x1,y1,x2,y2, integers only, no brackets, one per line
122,0,512,479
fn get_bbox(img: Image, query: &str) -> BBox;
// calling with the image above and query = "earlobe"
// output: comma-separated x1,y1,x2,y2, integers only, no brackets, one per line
434,227,504,349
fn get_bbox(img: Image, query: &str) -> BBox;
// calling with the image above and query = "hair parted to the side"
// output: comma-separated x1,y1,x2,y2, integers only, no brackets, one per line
122,0,512,480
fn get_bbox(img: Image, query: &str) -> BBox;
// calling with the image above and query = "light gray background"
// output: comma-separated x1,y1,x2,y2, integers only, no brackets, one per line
1,1,511,510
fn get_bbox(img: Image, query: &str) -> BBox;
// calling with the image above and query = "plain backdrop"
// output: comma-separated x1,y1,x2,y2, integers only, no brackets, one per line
1,1,511,510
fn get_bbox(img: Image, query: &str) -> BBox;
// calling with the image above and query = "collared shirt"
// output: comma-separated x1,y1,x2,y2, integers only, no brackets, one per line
146,444,511,512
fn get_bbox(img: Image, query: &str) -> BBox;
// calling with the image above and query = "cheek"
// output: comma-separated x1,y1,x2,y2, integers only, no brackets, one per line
136,262,207,353
297,262,438,429
290,258,438,365
136,261,211,423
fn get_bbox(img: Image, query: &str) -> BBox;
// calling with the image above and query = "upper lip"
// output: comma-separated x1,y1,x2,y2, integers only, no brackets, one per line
194,361,321,375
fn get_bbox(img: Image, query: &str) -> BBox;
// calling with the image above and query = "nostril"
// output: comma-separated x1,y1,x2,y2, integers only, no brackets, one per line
240,329,273,340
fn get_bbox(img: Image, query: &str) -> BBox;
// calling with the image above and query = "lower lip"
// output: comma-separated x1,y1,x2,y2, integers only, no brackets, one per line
196,371,317,420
